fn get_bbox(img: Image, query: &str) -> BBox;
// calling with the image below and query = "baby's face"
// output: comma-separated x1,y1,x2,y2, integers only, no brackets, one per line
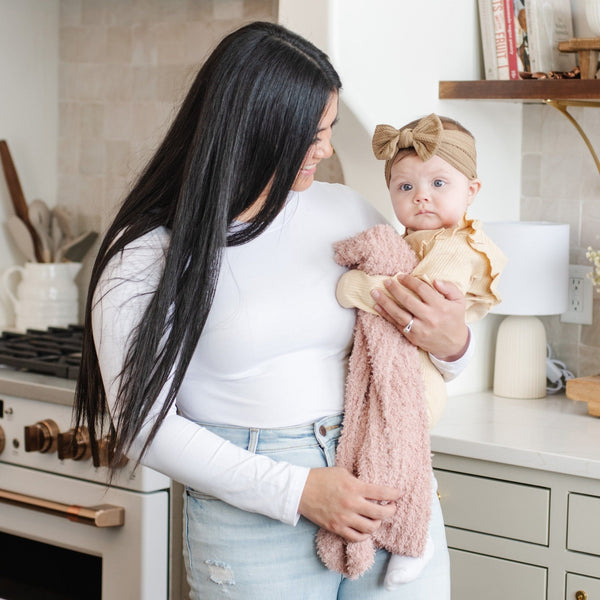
388,153,480,232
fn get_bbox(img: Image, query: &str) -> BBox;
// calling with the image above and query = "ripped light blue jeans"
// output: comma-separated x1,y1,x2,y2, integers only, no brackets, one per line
183,414,450,599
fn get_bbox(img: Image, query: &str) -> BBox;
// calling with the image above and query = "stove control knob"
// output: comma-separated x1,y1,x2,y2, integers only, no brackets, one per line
24,419,60,453
94,436,129,469
0,426,5,454
57,427,92,461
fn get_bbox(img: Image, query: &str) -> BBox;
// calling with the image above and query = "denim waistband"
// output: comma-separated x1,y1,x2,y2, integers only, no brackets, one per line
196,414,343,453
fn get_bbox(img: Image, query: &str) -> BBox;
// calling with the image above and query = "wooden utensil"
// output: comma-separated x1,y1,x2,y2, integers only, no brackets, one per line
29,199,53,262
0,140,42,262
52,205,74,243
57,230,98,263
6,215,37,262
50,213,64,260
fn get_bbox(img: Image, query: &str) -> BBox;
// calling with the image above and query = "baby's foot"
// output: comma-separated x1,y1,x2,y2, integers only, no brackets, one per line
383,535,434,590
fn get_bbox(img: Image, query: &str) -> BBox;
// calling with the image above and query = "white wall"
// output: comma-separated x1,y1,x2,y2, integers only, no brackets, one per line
0,0,59,327
0,1,524,391
280,0,523,393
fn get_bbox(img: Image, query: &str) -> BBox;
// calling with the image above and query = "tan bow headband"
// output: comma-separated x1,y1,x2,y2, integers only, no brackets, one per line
372,113,478,186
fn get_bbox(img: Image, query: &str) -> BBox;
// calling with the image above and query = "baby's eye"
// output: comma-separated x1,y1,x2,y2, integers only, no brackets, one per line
400,183,412,191
433,179,445,188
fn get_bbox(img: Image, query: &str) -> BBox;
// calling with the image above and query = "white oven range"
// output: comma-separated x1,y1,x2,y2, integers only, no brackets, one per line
0,368,183,600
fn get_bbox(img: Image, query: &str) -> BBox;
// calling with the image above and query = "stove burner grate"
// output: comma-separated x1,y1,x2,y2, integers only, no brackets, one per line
0,325,83,379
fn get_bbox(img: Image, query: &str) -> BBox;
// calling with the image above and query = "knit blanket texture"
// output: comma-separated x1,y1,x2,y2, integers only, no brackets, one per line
316,224,432,579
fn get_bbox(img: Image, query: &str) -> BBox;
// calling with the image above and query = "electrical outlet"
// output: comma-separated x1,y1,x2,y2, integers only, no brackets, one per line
561,265,594,325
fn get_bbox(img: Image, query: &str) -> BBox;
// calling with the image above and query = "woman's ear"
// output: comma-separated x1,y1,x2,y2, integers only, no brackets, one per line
466,178,482,206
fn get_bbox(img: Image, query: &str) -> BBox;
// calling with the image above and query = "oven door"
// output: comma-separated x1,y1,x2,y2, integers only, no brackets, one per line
0,462,169,600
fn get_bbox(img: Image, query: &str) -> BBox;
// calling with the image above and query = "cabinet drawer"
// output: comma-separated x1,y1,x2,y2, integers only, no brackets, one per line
449,548,547,599
566,573,600,599
568,493,600,556
435,469,550,544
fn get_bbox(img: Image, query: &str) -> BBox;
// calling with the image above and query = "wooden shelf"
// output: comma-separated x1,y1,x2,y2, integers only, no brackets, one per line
439,79,600,101
438,80,600,173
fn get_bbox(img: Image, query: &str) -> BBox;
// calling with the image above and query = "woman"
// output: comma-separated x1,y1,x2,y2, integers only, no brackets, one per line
75,21,469,599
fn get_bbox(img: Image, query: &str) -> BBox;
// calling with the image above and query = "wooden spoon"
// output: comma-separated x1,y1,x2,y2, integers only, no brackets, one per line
52,205,74,243
50,213,64,261
6,215,37,263
0,140,42,262
57,230,98,263
29,199,53,262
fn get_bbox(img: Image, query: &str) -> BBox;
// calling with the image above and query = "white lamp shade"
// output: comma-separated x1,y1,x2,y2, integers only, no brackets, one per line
485,221,570,316
484,221,570,399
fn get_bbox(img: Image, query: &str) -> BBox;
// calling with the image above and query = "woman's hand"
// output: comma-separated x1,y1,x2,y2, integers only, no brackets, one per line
298,467,400,542
371,273,469,361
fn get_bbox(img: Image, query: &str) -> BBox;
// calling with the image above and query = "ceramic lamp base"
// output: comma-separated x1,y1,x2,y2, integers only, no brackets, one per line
493,315,547,399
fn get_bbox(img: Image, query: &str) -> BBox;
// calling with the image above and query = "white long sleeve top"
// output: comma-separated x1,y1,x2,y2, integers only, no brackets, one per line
93,182,471,525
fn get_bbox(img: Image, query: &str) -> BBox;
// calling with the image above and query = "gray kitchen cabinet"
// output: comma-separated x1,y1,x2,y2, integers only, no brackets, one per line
430,391,600,600
435,469,550,544
566,574,600,599
434,454,600,600
567,493,600,556
449,548,548,599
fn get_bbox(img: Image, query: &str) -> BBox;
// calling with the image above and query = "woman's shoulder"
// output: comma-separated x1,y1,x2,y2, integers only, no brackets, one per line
305,180,363,203
303,181,384,229
101,226,170,287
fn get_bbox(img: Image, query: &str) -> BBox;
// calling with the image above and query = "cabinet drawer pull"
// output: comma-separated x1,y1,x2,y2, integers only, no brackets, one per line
576,591,587,600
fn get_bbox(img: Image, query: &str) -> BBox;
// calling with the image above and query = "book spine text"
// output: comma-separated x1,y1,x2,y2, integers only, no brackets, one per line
492,0,510,79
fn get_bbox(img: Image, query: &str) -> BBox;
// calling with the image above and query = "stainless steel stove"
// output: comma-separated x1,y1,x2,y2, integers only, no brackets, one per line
0,327,185,600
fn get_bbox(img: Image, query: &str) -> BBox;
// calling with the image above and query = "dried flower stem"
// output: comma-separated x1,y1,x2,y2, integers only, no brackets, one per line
586,246,600,290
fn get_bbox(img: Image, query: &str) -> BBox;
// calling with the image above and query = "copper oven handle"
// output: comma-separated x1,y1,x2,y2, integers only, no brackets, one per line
0,488,125,527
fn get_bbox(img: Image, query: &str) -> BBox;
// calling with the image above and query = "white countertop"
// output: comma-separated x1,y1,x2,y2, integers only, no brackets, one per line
431,390,600,480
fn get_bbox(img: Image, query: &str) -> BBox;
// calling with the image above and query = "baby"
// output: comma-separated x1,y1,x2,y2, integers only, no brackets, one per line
336,113,506,589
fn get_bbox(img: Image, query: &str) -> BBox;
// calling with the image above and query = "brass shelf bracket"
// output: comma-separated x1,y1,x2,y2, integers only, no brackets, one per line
544,99,600,174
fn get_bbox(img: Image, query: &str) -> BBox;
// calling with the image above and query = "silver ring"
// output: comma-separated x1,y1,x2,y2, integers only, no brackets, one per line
402,317,414,334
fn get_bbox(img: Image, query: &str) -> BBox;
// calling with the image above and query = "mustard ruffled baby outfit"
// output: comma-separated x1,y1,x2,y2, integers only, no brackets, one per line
336,214,506,426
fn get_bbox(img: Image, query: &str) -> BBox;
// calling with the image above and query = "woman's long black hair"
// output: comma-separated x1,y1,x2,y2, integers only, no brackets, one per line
73,21,342,469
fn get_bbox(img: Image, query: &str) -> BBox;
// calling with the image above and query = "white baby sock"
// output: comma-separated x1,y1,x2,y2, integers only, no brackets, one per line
383,534,434,590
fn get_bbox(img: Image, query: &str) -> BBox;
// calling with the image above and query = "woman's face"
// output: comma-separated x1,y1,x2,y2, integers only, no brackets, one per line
290,92,338,192
236,92,338,222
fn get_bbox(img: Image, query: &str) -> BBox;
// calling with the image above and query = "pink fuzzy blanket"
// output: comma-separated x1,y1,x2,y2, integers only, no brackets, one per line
316,224,432,579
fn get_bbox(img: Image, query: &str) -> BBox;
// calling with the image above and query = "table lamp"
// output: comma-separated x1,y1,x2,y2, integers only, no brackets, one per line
485,221,570,399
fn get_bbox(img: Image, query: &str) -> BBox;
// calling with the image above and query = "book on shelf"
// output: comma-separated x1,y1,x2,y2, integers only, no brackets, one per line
492,0,510,79
478,0,498,79
504,0,520,78
525,0,576,73
479,0,571,78
506,0,531,76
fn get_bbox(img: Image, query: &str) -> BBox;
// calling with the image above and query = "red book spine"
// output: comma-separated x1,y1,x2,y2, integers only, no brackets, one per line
503,0,519,79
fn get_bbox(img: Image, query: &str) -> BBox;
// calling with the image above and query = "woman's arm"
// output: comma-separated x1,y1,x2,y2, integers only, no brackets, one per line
93,232,309,525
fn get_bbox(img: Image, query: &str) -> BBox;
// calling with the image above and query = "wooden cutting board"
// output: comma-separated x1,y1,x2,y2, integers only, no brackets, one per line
566,375,600,416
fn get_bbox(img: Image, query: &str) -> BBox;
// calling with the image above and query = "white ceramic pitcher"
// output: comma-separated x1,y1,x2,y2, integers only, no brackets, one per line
2,262,82,331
